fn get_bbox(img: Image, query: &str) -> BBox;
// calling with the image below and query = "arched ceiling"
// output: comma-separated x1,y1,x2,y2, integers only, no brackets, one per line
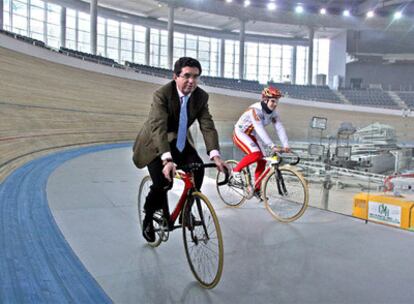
75,0,414,39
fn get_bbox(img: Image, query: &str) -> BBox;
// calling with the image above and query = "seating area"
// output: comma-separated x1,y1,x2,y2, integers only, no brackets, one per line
396,92,414,109
125,61,173,78
2,29,414,110
200,76,263,92
269,82,342,103
59,47,122,67
339,88,398,108
0,29,48,49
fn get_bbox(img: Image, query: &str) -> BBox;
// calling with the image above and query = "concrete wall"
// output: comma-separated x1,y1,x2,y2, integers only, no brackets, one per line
347,30,414,54
345,61,414,90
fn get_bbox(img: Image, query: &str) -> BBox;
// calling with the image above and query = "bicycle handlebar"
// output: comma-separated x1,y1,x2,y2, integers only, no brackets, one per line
174,162,229,186
268,151,300,166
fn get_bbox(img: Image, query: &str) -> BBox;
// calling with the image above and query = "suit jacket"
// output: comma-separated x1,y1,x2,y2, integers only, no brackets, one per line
132,80,220,168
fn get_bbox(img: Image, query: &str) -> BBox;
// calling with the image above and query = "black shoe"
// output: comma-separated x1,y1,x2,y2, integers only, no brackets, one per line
253,189,265,201
143,215,156,243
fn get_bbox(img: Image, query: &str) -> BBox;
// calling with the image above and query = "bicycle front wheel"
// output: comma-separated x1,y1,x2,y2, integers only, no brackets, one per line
182,192,224,289
262,167,308,222
216,160,247,207
137,175,163,247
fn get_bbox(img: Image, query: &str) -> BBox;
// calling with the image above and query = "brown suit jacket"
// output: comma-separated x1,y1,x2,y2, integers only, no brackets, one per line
132,80,220,168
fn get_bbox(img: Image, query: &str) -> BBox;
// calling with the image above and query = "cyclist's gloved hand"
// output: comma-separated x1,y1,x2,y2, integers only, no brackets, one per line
269,144,281,155
213,156,227,173
283,146,291,153
162,160,176,182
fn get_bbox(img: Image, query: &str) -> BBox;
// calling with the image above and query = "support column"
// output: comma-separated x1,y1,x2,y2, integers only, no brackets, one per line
291,45,297,84
328,30,347,89
60,7,66,48
239,20,245,80
167,5,174,70
90,0,98,55
220,38,225,78
0,0,4,30
307,27,314,85
145,27,150,65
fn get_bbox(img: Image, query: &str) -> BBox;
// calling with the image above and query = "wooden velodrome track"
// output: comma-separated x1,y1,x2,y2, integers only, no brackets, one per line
1,40,413,182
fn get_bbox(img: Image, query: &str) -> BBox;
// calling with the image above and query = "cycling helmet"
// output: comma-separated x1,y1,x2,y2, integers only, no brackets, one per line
261,86,283,99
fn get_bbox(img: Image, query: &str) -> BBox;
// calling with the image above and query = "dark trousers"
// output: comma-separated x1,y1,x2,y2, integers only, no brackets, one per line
144,140,204,216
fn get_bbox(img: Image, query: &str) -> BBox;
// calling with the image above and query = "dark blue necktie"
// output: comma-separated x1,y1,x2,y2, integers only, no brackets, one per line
176,95,189,152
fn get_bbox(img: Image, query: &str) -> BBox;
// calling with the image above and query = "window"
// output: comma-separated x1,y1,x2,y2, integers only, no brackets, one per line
133,25,146,64
282,45,293,83
12,0,28,35
3,0,11,30
46,3,61,48
296,46,308,85
313,38,330,84
224,40,239,78
258,43,270,84
245,42,258,80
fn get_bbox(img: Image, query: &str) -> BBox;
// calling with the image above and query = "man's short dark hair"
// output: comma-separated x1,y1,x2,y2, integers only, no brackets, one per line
174,57,202,76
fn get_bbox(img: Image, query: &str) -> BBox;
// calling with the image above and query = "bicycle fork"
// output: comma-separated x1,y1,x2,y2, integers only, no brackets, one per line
275,168,288,196
185,195,209,245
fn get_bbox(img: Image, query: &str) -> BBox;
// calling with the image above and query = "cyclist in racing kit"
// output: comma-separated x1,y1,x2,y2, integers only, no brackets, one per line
232,86,291,197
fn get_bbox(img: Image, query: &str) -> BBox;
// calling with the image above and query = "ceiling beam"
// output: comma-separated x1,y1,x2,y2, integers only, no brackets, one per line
356,0,410,15
162,0,414,32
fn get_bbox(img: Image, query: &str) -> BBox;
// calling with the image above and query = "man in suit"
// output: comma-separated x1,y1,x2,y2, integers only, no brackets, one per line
133,57,226,243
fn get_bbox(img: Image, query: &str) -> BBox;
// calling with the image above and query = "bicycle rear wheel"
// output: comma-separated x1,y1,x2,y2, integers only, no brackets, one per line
262,167,308,222
137,175,163,247
182,192,224,288
216,160,247,207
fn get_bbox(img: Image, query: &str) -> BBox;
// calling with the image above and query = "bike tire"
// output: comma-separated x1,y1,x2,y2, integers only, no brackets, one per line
137,175,163,247
182,192,224,289
216,160,247,207
262,167,308,222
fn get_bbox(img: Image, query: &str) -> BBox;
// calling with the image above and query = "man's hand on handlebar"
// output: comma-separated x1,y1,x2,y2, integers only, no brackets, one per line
162,160,176,182
213,156,228,173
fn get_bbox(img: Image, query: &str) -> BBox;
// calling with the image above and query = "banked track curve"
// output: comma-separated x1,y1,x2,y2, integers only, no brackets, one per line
0,142,131,303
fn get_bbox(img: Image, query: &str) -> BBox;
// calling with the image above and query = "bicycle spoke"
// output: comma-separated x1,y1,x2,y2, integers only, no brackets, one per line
263,168,308,222
182,192,223,288
216,160,246,207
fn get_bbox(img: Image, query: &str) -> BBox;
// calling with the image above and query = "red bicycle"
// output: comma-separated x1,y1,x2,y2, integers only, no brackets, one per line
138,163,228,288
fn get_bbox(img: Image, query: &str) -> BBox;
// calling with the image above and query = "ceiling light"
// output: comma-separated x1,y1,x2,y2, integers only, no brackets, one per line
366,11,374,18
343,10,350,17
320,8,326,15
267,3,276,11
295,5,304,14
225,0,232,3
244,0,250,8
393,11,402,19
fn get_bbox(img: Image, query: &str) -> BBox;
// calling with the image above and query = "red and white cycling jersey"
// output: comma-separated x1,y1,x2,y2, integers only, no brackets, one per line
234,102,289,149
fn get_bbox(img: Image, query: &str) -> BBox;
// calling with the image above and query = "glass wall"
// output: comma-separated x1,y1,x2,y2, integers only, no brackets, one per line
172,32,220,76
133,25,146,64
313,38,330,83
224,40,239,78
1,0,329,83
3,0,10,30
296,46,308,85
45,2,60,48
3,0,60,47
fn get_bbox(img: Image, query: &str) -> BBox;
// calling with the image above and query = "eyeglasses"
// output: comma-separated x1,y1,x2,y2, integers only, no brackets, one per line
179,73,200,81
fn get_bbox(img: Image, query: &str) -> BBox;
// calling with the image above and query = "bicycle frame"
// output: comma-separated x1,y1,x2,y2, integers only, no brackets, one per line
165,163,228,229
168,170,194,228
243,157,276,190
243,154,297,195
